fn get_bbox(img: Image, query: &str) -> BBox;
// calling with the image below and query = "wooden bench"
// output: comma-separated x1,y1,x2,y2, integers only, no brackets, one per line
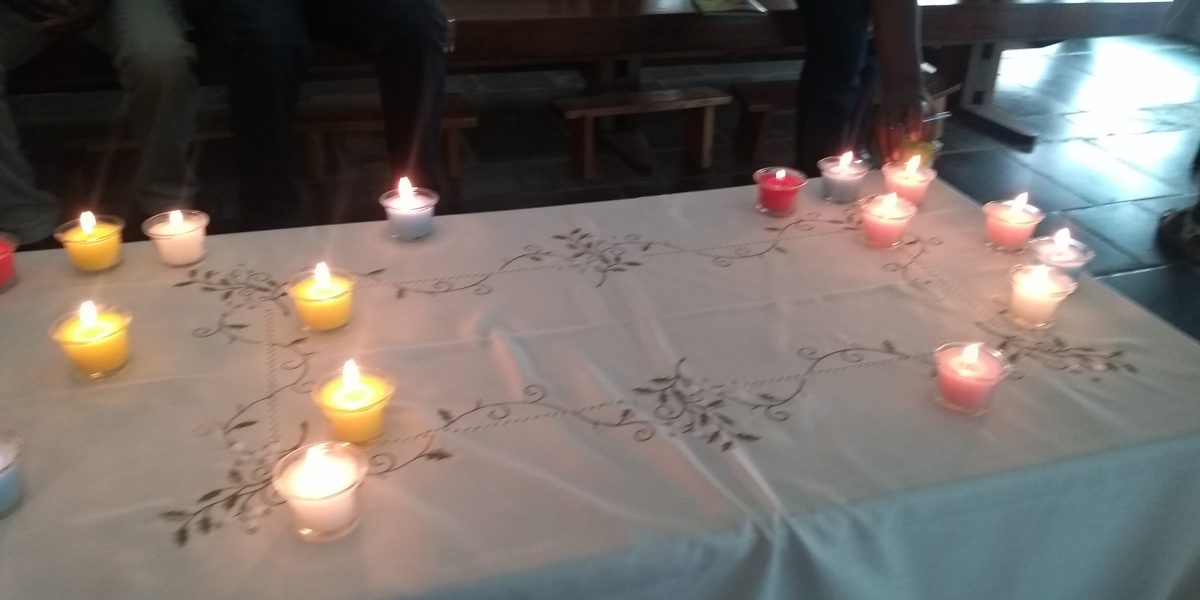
555,87,731,180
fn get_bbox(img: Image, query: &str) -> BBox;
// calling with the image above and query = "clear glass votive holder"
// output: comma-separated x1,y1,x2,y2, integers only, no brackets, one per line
882,161,937,206
142,210,210,267
380,187,440,242
1008,264,1078,329
982,200,1045,252
933,342,1012,416
313,365,396,444
817,156,869,205
273,442,368,542
0,232,18,292
53,215,124,273
287,268,356,332
858,194,917,248
753,167,807,217
0,435,23,520
1028,235,1095,274
49,305,132,379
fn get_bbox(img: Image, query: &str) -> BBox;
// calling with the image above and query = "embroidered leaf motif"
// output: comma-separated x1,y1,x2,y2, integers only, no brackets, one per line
226,324,250,329
160,511,189,521
173,281,194,287
224,494,238,512
197,516,212,533
365,268,386,276
175,527,189,547
721,441,733,452
198,490,222,502
438,409,454,423
229,421,257,431
774,246,788,254
424,449,452,461
632,387,657,394
227,470,243,484
735,433,760,442
882,340,896,354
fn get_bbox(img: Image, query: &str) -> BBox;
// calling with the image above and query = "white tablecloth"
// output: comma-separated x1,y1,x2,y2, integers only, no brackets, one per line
1,176,1199,599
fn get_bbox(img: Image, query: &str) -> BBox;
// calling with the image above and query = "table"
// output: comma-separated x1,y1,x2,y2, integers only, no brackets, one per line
1,177,1199,599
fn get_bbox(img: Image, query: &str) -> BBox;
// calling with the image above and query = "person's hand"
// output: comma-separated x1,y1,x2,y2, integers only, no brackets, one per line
872,86,935,164
1,0,64,23
37,0,105,37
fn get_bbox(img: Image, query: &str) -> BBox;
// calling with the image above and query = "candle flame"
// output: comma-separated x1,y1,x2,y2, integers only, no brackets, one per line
839,152,853,169
1054,228,1072,250
79,300,98,328
881,193,898,211
1012,193,1028,212
342,359,362,390
80,211,96,235
168,210,184,226
398,176,415,199
963,342,981,365
905,156,921,174
775,169,786,182
313,262,331,287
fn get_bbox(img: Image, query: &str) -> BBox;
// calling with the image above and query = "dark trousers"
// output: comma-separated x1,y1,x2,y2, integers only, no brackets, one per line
188,0,447,228
795,0,873,175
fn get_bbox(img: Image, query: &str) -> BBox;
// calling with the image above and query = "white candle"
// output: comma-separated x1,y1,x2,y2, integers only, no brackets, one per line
380,177,439,241
272,442,367,542
817,151,869,204
934,342,1009,416
1029,228,1094,273
0,436,21,519
1008,264,1078,328
142,210,209,266
982,193,1044,252
882,155,937,206
858,193,917,248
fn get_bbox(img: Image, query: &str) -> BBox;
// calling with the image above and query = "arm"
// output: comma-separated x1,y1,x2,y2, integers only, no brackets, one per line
37,0,111,36
870,0,933,163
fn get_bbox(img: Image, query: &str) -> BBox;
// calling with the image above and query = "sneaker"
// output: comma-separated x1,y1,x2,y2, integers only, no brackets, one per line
1157,208,1200,264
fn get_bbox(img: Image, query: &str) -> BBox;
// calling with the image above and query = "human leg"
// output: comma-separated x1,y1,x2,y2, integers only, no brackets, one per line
0,6,58,245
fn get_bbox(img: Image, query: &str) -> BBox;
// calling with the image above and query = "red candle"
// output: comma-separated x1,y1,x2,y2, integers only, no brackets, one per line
0,233,16,291
753,167,806,216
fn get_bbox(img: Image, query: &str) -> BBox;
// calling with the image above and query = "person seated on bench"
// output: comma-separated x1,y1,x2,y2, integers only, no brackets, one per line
0,0,197,248
186,0,448,230
795,0,931,174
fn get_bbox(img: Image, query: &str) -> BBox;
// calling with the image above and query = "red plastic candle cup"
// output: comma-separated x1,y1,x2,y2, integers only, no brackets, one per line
983,193,1044,252
753,167,806,217
934,342,1011,416
0,233,16,292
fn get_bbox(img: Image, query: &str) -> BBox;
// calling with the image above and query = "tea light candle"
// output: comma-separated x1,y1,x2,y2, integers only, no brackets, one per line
50,300,131,378
858,193,917,248
982,193,1045,252
53,211,124,272
934,342,1010,416
0,436,22,519
288,262,355,331
817,151,869,204
379,177,439,241
882,156,937,206
1008,264,1078,328
1029,228,1095,273
313,360,396,443
0,233,16,292
142,209,209,267
753,167,806,216
272,442,368,542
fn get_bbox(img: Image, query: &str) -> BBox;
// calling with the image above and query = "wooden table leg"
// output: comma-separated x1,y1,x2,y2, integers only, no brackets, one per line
735,109,768,164
684,106,717,171
570,117,597,180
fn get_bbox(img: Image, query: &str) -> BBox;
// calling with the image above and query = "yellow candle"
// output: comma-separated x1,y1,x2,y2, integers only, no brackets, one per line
288,262,355,331
313,360,396,443
53,212,124,272
50,301,131,378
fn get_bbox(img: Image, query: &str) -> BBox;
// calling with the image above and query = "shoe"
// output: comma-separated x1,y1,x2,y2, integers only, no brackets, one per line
1157,208,1200,264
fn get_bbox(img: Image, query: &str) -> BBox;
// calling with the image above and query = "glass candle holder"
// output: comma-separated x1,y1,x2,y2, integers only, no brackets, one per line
0,435,22,520
272,442,368,542
934,342,1011,416
287,264,356,331
1029,234,1095,274
753,167,806,217
983,199,1044,252
1008,264,1078,329
882,159,937,206
50,303,132,379
142,210,209,267
858,194,917,248
0,232,17,292
53,213,124,273
313,361,396,444
380,185,439,242
817,154,869,205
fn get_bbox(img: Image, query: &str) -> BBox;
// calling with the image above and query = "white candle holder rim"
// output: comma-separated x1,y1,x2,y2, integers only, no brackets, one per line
857,194,918,221
286,268,358,301
48,305,132,345
1028,235,1096,264
271,441,368,502
934,341,1013,383
882,160,937,181
1008,264,1079,298
379,187,440,211
982,200,1046,225
313,365,397,412
817,156,870,177
140,209,210,238
752,166,808,188
52,215,125,243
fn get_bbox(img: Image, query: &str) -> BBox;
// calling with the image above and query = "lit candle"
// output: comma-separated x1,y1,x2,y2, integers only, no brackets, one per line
288,262,355,331
882,155,937,206
272,442,368,542
379,177,440,241
1029,228,1095,273
0,233,17,292
142,209,209,267
1008,264,1078,328
817,151,869,205
313,359,396,443
53,211,124,272
753,167,806,216
50,300,132,378
934,342,1010,416
0,435,22,520
982,193,1045,252
858,193,917,248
